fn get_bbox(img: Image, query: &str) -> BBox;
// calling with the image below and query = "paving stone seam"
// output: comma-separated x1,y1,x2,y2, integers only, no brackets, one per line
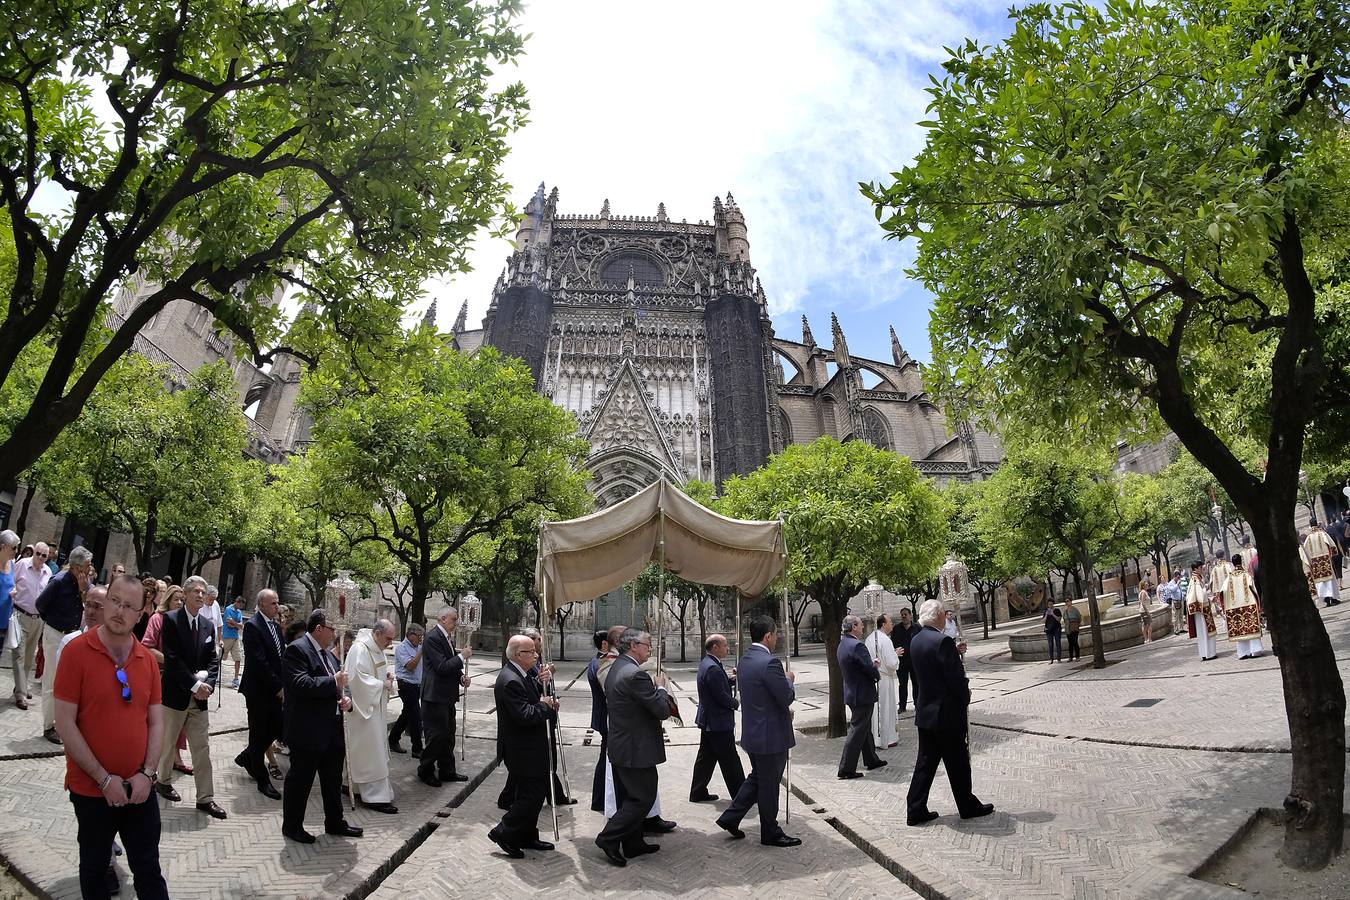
342,756,501,900
0,725,250,764
969,721,1298,755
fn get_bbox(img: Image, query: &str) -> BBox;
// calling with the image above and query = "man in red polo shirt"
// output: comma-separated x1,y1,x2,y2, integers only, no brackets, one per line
54,574,169,900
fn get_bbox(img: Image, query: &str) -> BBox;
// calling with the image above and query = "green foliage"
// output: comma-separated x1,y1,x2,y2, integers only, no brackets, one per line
38,358,260,570
303,333,591,629
718,437,948,735
0,0,529,483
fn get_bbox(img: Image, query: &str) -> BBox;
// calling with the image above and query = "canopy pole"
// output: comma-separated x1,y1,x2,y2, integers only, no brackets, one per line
778,514,792,825
539,520,560,841
656,502,666,673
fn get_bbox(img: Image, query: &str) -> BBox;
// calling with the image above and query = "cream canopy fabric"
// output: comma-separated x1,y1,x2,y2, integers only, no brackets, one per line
536,478,786,612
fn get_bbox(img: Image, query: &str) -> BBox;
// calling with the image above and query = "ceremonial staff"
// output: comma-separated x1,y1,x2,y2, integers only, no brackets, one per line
339,630,356,810
539,516,561,841
458,593,482,762
778,513,792,825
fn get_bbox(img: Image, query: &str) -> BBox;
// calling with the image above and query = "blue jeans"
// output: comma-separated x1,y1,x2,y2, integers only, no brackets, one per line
1046,630,1062,660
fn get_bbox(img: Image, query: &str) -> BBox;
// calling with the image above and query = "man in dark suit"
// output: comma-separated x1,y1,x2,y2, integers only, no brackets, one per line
236,588,286,799
487,635,560,858
152,575,226,819
714,617,800,847
905,599,994,826
595,628,670,867
891,607,922,713
280,609,363,843
419,606,471,787
586,628,612,812
689,633,745,802
836,614,885,778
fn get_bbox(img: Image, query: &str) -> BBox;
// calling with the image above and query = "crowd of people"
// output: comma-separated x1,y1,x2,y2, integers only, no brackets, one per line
0,512,1343,894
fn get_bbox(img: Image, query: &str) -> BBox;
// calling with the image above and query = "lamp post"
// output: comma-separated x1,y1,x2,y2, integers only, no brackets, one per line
1298,469,1319,520
861,579,885,625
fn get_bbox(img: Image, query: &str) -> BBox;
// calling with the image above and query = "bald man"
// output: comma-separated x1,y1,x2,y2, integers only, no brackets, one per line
689,634,744,802
488,636,559,858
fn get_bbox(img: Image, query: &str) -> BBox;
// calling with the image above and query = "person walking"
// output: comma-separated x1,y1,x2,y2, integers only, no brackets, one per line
688,634,744,803
237,589,286,799
387,623,425,758
905,599,994,826
418,607,471,787
1063,600,1083,661
836,614,885,779
1043,601,1063,663
487,635,559,859
714,616,800,848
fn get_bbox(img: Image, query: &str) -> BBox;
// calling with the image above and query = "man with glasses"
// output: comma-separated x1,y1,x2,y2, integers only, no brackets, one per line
8,540,50,710
487,634,560,859
53,574,169,900
36,545,94,743
152,575,226,820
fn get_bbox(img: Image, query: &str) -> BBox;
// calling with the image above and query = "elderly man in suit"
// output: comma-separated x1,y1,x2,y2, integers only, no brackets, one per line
488,634,560,858
689,633,745,803
419,606,471,788
714,617,800,847
586,628,612,812
236,588,287,799
906,599,994,826
280,609,363,843
152,575,226,819
837,613,885,779
595,627,670,867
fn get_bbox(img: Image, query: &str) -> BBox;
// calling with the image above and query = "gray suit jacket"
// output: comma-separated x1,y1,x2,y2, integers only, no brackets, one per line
604,654,670,769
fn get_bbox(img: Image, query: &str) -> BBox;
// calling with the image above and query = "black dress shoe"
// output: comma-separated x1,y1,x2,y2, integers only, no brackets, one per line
196,801,228,820
552,796,578,806
715,819,745,839
233,752,249,769
837,771,864,780
643,816,677,833
441,772,469,783
960,802,995,820
364,802,399,814
419,772,443,788
325,823,363,837
762,834,802,848
626,842,660,856
282,827,316,844
104,865,120,896
907,810,940,826
388,741,407,754
410,748,423,759
488,830,524,859
865,759,888,771
689,793,720,803
43,727,62,745
521,839,555,852
154,782,181,802
595,839,626,867
258,783,281,800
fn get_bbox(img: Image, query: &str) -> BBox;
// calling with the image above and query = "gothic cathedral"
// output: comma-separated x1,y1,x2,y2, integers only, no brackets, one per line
451,185,1000,506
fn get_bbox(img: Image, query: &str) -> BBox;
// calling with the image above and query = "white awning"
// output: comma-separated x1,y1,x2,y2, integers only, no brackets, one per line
535,479,785,612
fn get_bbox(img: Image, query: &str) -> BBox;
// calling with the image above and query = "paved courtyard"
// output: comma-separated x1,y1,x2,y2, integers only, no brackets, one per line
0,587,1346,898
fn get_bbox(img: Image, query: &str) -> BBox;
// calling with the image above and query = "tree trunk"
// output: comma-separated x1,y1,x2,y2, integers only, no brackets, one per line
819,596,846,738
1253,520,1346,869
408,574,430,634
14,481,35,539
1080,557,1107,669
143,498,159,576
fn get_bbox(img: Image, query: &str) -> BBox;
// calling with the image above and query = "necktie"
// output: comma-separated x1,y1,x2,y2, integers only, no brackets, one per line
189,615,197,644
270,622,282,655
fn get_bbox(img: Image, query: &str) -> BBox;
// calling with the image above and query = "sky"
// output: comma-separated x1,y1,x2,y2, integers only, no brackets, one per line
429,0,1015,367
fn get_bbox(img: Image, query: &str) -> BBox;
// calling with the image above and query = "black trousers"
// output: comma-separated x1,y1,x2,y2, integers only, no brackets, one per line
690,728,745,799
906,725,980,817
243,693,283,787
283,743,346,832
1067,631,1081,660
716,750,787,841
838,702,882,775
898,665,919,711
389,680,423,751
597,765,657,853
495,770,546,845
590,734,607,811
419,698,458,778
70,792,168,900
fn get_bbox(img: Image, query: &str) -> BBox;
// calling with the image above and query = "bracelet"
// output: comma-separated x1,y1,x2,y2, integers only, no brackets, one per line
98,773,114,791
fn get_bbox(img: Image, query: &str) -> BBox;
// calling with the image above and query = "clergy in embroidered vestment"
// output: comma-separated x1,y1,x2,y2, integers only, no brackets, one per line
1207,555,1234,613
1222,556,1264,660
1302,522,1341,607
344,621,398,813
1187,561,1217,661
868,614,901,749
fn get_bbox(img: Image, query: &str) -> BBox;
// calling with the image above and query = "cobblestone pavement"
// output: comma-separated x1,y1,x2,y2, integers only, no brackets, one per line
0,590,1344,898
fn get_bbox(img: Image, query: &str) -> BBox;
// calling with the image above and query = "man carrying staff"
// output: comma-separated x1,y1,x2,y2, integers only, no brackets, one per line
595,628,670,867
487,635,559,859
344,620,399,814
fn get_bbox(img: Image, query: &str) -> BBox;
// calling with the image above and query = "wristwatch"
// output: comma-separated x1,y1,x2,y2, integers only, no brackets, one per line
138,766,156,781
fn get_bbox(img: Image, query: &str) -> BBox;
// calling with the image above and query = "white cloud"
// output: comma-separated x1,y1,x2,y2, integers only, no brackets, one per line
430,0,1008,359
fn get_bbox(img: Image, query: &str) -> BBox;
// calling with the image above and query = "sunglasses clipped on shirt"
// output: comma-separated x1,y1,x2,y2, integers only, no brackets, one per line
115,668,131,703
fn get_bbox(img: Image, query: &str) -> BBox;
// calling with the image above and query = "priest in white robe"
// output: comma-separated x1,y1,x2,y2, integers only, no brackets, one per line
1186,561,1217,661
345,620,398,813
1223,555,1264,659
867,614,901,748
1303,521,1341,607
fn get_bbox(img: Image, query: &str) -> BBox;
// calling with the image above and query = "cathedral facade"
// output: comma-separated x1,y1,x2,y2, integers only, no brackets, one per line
452,186,1001,505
